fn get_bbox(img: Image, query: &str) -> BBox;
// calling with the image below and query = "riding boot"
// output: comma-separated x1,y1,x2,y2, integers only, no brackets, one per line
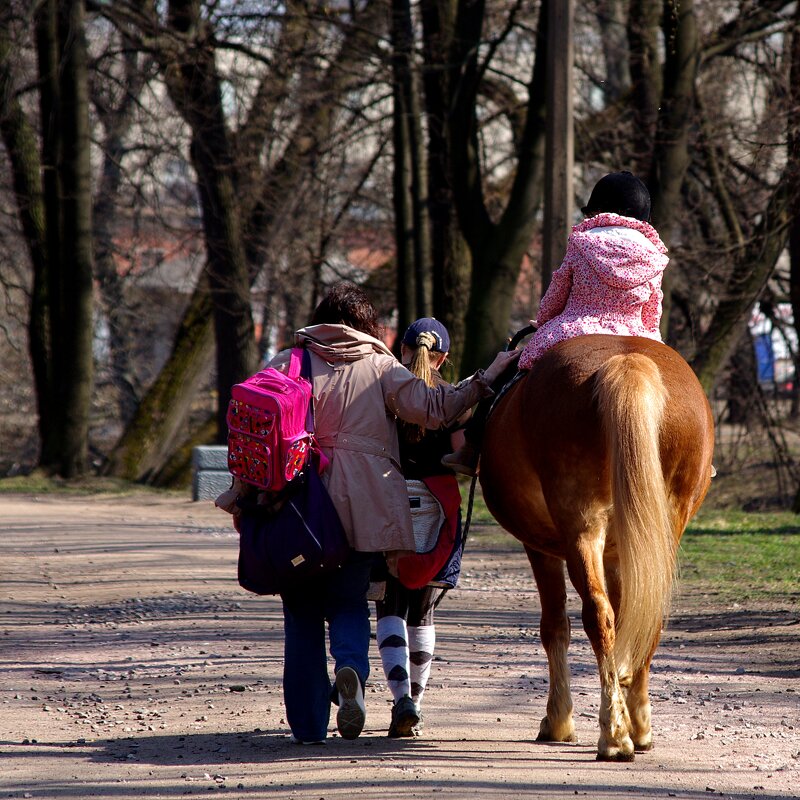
441,440,480,477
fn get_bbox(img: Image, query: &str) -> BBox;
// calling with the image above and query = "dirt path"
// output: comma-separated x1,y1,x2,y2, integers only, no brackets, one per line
1,493,798,799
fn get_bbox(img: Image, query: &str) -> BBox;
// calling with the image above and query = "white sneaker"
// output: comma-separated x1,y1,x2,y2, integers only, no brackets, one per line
289,734,326,745
335,666,366,739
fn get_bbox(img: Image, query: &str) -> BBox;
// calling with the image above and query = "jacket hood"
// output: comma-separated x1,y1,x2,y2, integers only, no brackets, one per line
295,323,395,362
571,212,668,289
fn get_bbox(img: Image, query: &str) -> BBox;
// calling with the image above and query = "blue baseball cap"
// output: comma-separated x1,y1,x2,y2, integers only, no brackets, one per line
401,317,450,353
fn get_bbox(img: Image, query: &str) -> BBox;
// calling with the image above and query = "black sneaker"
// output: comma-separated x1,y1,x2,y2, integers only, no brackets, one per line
388,695,420,738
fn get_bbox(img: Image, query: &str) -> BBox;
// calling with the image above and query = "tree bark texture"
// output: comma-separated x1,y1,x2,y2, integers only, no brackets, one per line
105,283,215,482
541,0,574,292
392,0,418,337
18,0,95,476
454,0,548,375
649,0,699,342
597,0,630,103
164,0,258,442
34,0,62,468
627,0,662,174
649,0,699,240
391,0,431,340
55,0,95,477
420,0,471,375
105,3,385,481
0,13,52,464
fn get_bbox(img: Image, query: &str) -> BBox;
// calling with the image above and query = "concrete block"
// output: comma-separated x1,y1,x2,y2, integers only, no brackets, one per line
192,445,229,470
193,469,233,502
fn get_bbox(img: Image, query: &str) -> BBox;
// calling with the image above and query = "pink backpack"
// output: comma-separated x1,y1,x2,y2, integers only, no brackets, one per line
227,348,313,491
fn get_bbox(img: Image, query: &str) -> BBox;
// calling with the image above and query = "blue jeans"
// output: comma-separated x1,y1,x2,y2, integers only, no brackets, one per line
280,551,374,741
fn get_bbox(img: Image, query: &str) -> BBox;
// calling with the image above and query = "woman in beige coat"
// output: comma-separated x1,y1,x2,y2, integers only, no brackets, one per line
255,283,517,744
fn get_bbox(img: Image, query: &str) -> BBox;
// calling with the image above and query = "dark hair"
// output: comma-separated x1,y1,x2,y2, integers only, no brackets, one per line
581,171,652,222
309,281,383,339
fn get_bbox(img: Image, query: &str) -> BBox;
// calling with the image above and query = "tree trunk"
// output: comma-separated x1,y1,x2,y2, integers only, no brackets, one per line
788,2,800,419
597,0,630,103
391,0,431,339
164,0,258,442
0,13,51,464
649,0,699,342
104,282,215,482
420,0,471,375
455,1,548,375
627,0,662,174
56,0,95,477
4,0,96,476
391,0,417,337
691,182,791,394
34,0,61,468
726,328,758,426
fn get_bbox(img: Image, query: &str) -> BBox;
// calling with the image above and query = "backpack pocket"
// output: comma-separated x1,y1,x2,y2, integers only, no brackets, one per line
227,399,275,437
228,431,275,489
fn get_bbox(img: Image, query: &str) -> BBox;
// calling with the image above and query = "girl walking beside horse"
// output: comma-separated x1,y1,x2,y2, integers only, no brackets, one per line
374,317,469,738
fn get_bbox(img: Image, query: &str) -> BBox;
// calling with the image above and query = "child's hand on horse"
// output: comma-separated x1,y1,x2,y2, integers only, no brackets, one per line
484,349,521,383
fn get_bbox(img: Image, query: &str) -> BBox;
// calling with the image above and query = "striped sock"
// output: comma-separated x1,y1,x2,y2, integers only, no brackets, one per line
408,624,435,707
376,615,410,702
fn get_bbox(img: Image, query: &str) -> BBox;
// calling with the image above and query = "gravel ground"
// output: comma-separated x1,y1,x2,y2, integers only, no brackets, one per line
0,493,798,799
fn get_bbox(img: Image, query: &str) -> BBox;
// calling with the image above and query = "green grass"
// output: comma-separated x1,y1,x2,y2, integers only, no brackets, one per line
0,473,182,496
680,510,800,603
460,477,494,524
464,479,799,603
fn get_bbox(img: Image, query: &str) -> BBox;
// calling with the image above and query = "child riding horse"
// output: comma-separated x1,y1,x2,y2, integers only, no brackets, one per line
472,172,714,760
444,171,668,476
479,334,714,761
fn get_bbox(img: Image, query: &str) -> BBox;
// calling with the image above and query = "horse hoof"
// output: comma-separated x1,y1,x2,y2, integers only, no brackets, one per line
536,731,577,743
596,750,635,763
536,717,576,743
634,740,653,753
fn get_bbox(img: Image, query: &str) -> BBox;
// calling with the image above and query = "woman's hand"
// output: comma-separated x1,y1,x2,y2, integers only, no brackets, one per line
483,348,521,384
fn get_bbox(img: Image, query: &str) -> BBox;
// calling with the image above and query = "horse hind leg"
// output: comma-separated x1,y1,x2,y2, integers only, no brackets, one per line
625,662,655,751
567,536,635,762
525,548,576,743
606,560,654,752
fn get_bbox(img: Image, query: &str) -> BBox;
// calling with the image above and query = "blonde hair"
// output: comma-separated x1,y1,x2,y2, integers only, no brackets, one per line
401,331,444,443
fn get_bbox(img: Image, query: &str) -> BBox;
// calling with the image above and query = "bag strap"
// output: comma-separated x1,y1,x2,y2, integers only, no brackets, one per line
288,347,304,380
297,346,330,473
299,348,315,434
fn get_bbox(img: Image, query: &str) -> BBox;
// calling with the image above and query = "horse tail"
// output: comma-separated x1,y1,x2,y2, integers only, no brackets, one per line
594,352,674,674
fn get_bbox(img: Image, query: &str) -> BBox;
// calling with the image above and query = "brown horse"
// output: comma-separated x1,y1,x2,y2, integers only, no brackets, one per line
480,334,714,761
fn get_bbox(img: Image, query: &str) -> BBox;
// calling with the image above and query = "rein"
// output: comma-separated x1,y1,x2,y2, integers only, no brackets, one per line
435,323,537,610
462,473,479,550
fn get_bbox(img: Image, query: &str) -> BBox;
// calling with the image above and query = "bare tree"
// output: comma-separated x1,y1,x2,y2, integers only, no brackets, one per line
422,0,549,374
0,0,95,477
391,0,432,335
103,1,389,481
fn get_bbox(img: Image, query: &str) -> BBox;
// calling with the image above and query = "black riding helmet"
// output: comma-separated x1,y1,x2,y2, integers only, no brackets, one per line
581,171,652,222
